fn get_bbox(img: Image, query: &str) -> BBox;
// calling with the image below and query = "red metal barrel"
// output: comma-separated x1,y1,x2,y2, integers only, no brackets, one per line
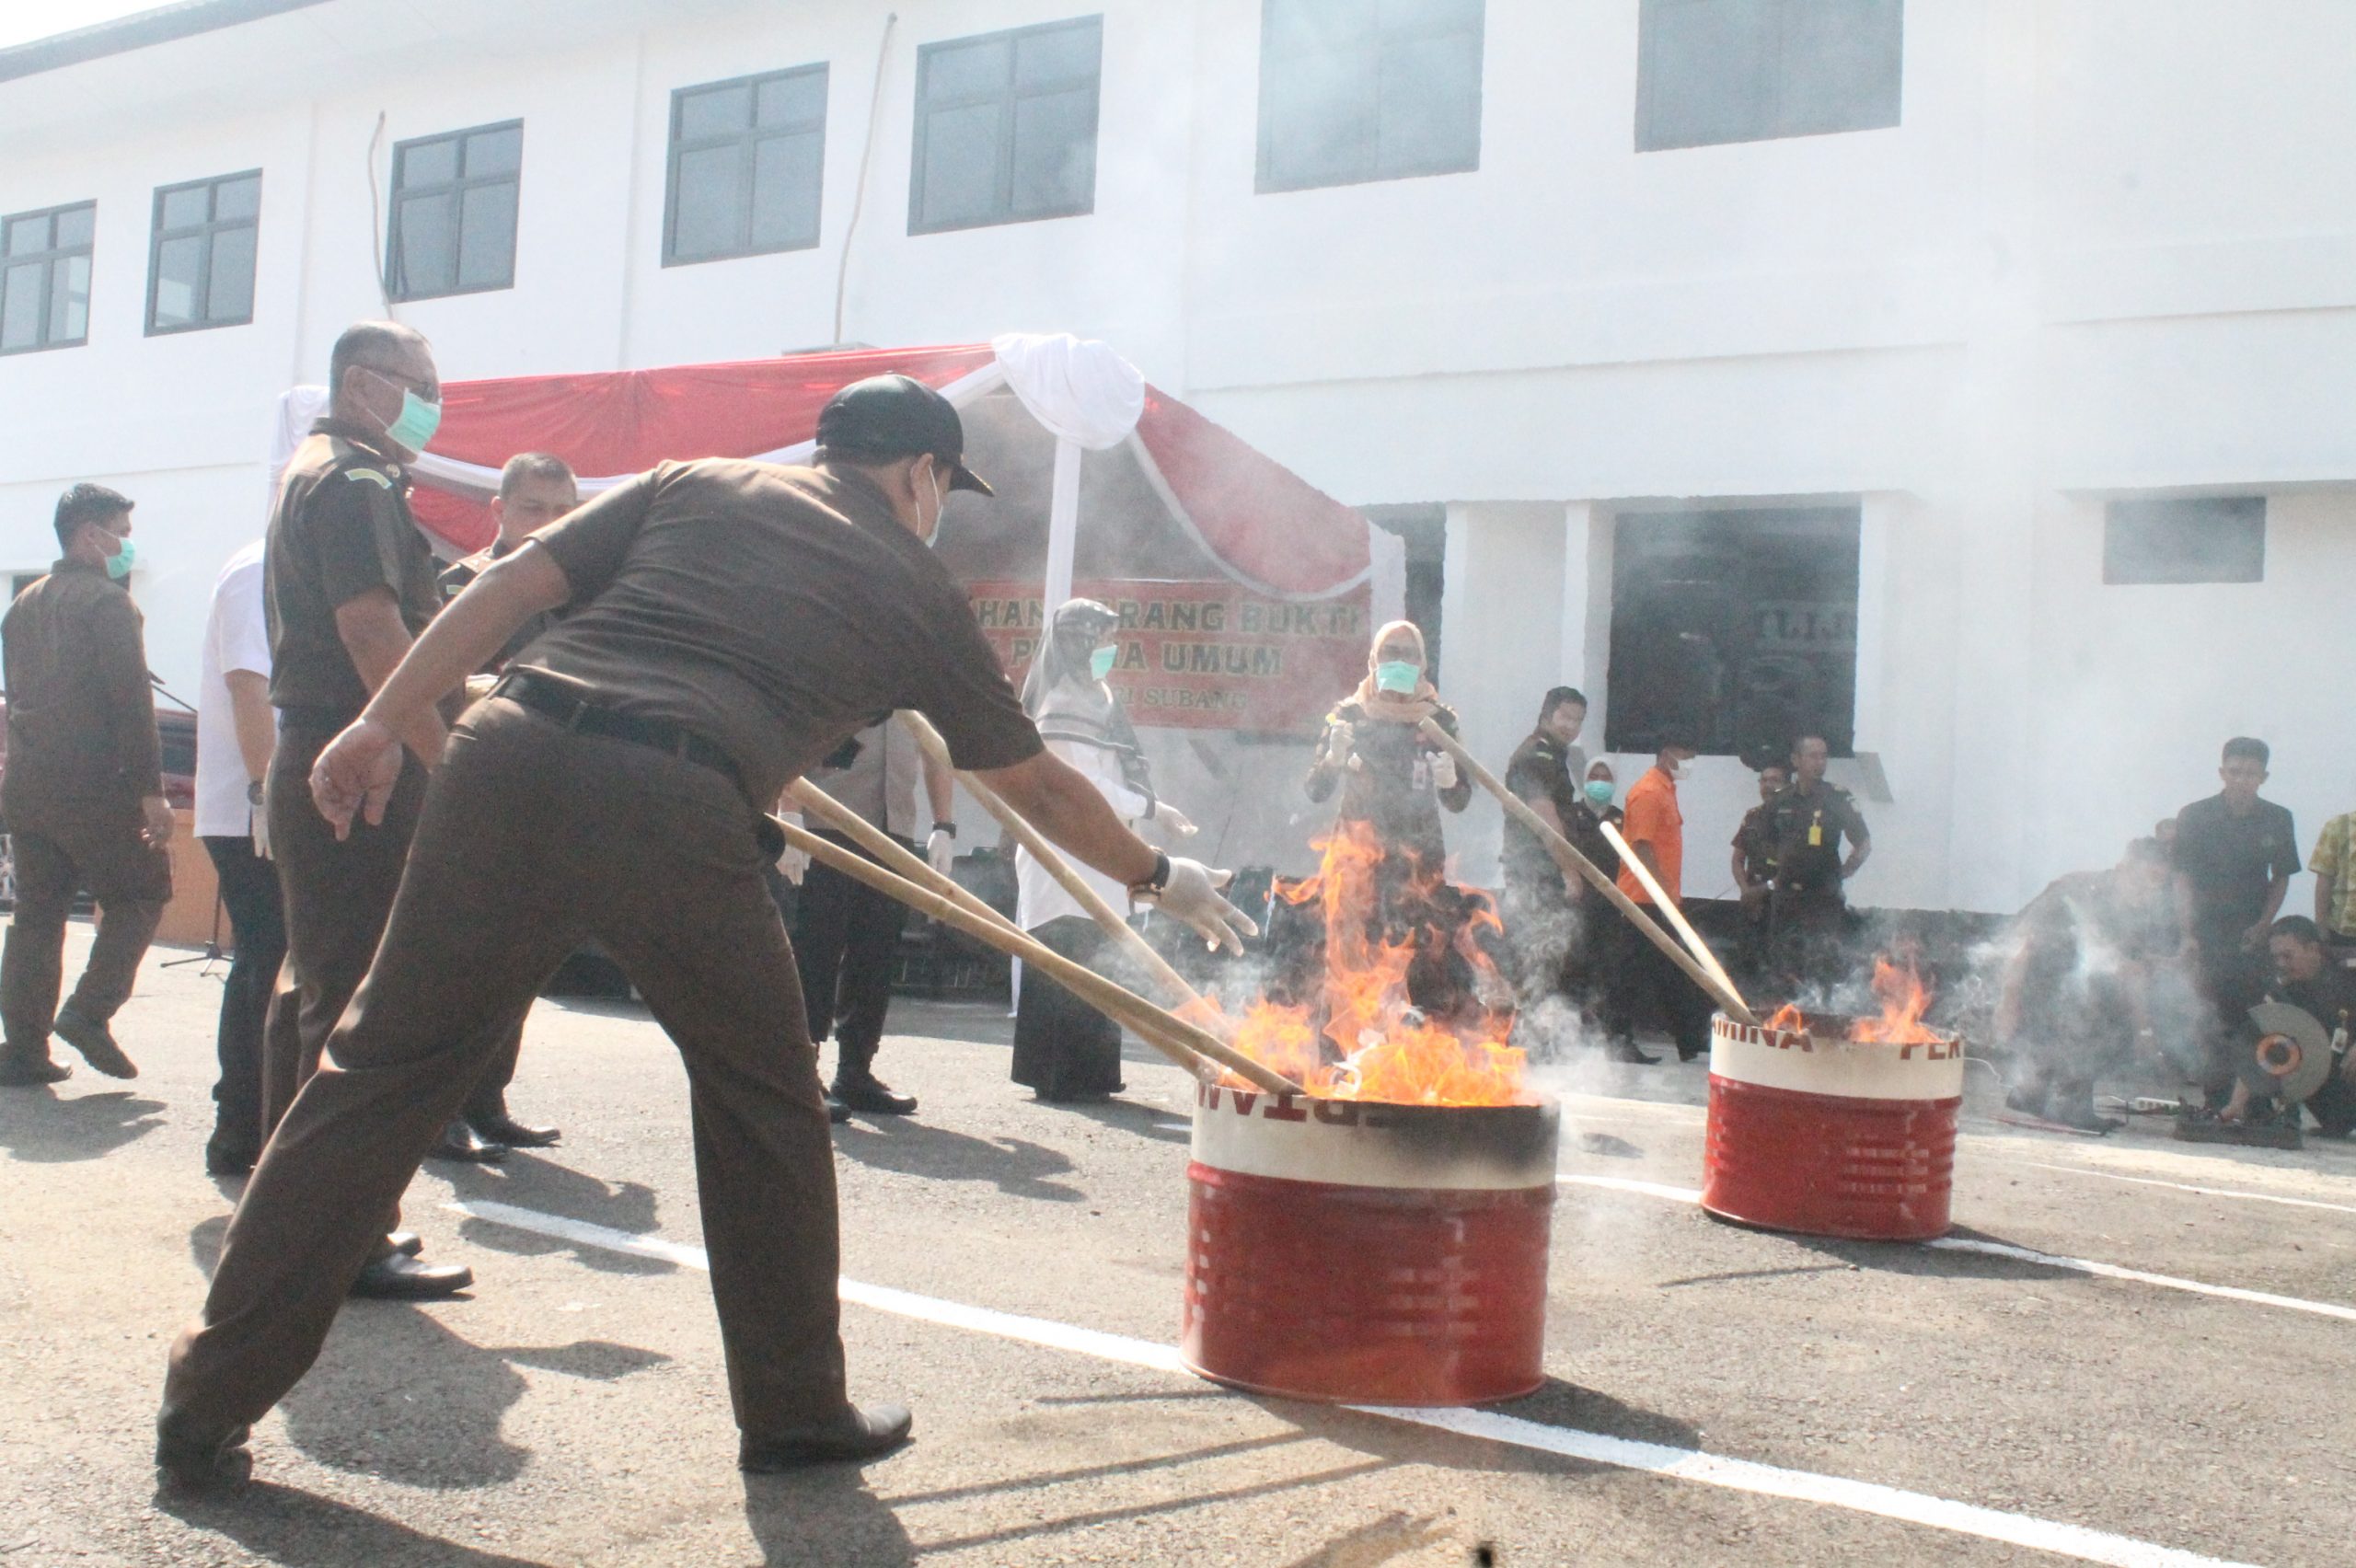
1702,1013,1964,1241
1181,1083,1559,1406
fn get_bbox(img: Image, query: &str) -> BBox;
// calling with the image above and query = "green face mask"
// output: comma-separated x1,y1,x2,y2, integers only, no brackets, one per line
384,388,442,454
102,536,137,581
1584,778,1614,807
1374,660,1419,694
1090,645,1117,681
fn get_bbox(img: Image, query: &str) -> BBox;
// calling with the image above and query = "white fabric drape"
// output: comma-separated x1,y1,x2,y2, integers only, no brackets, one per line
988,331,1145,450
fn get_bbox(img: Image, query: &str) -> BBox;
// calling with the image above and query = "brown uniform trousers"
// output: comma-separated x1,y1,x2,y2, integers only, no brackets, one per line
0,817,169,1053
164,698,845,1442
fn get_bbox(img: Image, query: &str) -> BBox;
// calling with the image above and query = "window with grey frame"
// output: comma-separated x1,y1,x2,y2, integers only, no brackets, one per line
910,16,1102,235
1636,0,1902,152
1,201,95,354
2103,496,2266,585
665,64,828,265
387,121,521,301
1257,0,1484,193
147,171,259,334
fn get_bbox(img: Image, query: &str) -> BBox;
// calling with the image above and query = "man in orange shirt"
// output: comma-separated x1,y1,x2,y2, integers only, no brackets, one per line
1602,733,1709,1064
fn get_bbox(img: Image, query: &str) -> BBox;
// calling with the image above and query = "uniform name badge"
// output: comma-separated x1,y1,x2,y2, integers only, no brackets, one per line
1808,812,1823,847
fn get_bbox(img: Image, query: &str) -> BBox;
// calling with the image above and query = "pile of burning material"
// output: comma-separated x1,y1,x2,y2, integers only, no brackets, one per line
1703,961,1966,1241
1224,822,1540,1108
1181,821,1557,1406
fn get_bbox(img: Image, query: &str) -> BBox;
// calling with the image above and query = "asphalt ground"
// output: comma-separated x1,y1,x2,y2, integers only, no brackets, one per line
4,925,2355,1567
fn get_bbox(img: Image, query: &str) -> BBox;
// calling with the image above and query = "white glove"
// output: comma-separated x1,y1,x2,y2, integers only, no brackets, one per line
1141,856,1261,957
776,844,809,885
1325,720,1355,767
1153,803,1198,838
1428,750,1458,790
249,801,271,861
927,827,956,878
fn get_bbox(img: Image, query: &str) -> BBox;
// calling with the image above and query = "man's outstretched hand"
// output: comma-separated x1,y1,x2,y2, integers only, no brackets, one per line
309,717,403,839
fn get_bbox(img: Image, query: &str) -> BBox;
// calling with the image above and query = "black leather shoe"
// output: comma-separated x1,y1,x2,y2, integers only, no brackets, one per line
428,1118,507,1164
468,1112,560,1147
831,1073,917,1115
52,1009,136,1078
826,1094,852,1124
156,1415,251,1493
386,1230,423,1256
739,1402,912,1470
1606,1040,1660,1066
0,1052,70,1087
203,1140,258,1177
351,1253,473,1299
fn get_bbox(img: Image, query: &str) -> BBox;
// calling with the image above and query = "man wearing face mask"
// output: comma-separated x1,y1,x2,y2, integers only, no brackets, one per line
157,374,1261,1491
254,319,468,1300
0,484,172,1086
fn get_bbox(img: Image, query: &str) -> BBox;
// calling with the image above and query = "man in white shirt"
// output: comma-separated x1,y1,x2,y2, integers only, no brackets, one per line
193,539,283,1175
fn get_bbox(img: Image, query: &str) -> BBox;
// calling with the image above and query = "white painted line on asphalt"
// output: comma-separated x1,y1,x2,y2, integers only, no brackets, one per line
2023,1161,2356,1218
1554,1173,2356,1324
447,1197,2252,1568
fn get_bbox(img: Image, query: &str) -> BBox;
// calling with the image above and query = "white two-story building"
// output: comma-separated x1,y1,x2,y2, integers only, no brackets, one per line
3,0,2352,914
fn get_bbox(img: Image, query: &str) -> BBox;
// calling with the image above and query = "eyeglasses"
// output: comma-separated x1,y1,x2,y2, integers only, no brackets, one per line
359,363,442,403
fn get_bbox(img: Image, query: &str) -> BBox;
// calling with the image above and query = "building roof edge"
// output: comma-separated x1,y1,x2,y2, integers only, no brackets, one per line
0,0,331,85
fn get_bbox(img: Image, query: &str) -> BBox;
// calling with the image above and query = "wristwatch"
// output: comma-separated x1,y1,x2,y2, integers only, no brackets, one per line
247,779,265,806
932,820,957,837
1129,849,1172,898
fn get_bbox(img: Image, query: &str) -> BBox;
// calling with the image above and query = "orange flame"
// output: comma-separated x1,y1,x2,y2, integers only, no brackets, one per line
1850,957,1942,1044
1762,1002,1807,1034
1224,820,1536,1107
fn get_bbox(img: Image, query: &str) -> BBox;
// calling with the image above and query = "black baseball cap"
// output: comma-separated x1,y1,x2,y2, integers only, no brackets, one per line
815,375,992,495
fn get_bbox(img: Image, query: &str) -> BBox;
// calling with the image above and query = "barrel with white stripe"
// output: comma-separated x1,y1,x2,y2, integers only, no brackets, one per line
1703,1013,1965,1241
1181,1082,1559,1405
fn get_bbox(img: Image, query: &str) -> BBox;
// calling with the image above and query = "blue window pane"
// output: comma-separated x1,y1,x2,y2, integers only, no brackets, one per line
1778,0,1902,137
399,137,459,187
214,175,260,222
1381,0,1481,29
464,127,522,178
1266,0,1370,56
5,215,46,255
924,38,1010,101
749,131,822,248
1015,20,1099,88
457,179,516,286
1011,86,1095,214
395,190,456,295
1,262,42,349
153,233,205,326
1379,30,1481,173
1263,46,1379,186
51,253,89,341
159,184,211,229
672,143,745,259
206,224,255,321
52,204,94,250
757,70,826,128
919,101,1005,228
1640,0,1776,150
679,83,752,140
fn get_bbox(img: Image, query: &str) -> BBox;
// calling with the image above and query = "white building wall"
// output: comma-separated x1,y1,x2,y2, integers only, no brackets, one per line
1,0,2352,912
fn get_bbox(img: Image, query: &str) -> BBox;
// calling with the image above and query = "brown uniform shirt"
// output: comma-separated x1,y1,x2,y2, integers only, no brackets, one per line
440,540,555,673
264,418,442,724
0,558,161,827
519,459,1041,806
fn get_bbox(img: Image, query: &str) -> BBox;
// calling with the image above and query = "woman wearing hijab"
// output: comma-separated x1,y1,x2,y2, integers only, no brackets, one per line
1301,620,1483,1019
1010,598,1195,1101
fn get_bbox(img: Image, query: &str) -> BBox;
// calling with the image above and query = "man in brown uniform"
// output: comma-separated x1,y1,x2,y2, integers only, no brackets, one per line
428,451,579,1159
0,484,171,1085
156,375,1258,1489
259,319,468,1299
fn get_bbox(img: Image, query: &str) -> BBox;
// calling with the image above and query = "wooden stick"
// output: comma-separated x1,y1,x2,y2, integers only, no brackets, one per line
1417,719,1760,1028
1600,817,1757,1025
789,779,1028,948
774,818,1305,1097
895,710,1220,1027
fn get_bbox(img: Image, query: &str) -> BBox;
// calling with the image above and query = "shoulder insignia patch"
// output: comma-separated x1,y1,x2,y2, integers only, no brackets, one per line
344,467,395,490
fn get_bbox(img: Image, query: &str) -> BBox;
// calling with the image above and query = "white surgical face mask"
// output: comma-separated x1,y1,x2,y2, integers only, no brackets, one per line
922,463,944,544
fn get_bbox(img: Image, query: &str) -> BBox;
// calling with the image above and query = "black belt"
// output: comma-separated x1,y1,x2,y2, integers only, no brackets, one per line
494,670,741,790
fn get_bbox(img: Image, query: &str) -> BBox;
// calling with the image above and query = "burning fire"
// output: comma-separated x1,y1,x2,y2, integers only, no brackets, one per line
1223,821,1537,1107
1852,957,1941,1044
1761,960,1946,1046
